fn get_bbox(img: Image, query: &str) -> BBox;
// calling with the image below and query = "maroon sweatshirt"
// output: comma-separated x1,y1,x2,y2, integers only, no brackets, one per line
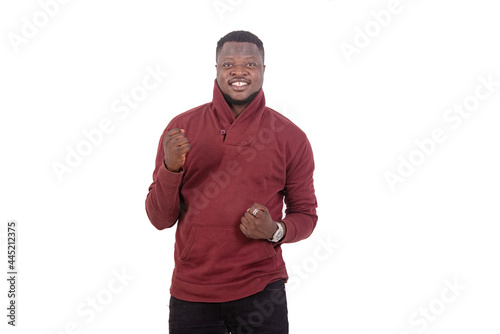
145,81,317,302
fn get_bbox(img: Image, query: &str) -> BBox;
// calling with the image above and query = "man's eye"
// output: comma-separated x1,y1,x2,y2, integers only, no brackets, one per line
222,63,233,67
247,63,257,67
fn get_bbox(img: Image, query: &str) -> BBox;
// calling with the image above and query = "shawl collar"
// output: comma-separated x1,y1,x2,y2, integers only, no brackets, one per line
209,79,266,146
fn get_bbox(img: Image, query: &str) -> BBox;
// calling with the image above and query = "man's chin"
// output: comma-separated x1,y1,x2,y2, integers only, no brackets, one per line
230,97,252,106
222,90,260,106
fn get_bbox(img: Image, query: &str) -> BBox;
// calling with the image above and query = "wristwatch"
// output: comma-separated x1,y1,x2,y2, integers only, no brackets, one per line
268,222,284,243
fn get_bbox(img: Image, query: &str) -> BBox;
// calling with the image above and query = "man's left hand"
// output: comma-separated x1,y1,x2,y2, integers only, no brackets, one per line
240,203,278,240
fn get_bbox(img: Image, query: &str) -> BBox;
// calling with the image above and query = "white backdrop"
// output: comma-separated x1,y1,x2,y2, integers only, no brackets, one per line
1,0,500,333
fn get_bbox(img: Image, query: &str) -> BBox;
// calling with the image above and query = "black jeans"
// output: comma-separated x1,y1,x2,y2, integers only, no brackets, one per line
169,279,288,334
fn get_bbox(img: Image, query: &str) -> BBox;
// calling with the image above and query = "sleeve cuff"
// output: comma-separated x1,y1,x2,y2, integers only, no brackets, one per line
157,162,184,187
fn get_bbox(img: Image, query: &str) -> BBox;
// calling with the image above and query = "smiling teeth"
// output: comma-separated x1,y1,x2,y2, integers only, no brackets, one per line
232,82,248,87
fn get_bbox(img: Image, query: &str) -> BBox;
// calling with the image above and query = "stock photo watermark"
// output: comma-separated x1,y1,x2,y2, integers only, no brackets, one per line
213,0,244,20
287,235,340,292
51,64,168,182
340,0,417,64
47,267,134,334
7,0,72,54
188,116,286,215
5,220,18,326
236,286,286,334
384,73,499,191
235,234,339,334
396,277,466,334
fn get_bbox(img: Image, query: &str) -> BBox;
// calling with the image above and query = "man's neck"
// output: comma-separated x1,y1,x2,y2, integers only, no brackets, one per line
220,86,261,119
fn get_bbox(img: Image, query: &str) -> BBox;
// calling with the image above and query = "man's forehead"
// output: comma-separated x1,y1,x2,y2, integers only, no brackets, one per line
220,55,259,60
218,42,263,59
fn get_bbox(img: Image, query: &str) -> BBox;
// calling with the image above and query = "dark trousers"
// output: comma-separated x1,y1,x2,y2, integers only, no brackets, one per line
169,279,289,334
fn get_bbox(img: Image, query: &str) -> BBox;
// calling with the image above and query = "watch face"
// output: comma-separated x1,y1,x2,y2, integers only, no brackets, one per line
274,224,283,241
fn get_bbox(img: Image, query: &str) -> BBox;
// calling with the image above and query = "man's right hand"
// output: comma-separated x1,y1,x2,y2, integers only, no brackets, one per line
163,128,191,172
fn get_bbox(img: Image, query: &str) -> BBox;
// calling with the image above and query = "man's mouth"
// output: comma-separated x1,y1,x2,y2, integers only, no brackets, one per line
229,79,250,90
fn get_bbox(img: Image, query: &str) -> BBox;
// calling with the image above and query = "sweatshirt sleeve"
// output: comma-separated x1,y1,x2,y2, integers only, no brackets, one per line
145,129,183,230
280,135,318,243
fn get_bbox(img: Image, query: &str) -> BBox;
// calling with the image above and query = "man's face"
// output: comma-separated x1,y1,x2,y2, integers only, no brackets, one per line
216,42,265,106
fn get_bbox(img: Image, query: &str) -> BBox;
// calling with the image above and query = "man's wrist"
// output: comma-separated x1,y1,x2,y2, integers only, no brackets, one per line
268,221,285,242
164,160,180,173
280,222,286,239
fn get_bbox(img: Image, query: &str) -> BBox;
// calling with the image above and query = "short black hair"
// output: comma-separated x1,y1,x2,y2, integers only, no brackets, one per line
216,30,264,62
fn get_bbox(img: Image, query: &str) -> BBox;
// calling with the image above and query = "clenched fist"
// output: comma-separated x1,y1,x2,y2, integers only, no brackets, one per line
163,128,191,172
240,203,285,240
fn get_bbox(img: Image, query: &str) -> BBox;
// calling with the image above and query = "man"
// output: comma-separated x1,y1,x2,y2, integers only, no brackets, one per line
145,30,317,334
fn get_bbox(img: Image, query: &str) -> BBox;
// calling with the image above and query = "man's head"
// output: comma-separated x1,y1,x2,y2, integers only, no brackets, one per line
215,31,266,115
216,30,265,62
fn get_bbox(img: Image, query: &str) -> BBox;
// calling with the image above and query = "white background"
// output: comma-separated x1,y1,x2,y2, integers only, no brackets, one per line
1,0,500,333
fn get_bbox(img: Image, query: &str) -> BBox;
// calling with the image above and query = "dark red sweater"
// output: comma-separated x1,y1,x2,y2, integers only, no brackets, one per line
145,81,317,302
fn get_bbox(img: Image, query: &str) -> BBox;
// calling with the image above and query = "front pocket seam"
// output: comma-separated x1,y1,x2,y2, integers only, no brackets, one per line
179,225,198,261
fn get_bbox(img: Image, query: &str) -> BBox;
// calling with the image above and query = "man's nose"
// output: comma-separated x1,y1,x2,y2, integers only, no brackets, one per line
230,65,248,76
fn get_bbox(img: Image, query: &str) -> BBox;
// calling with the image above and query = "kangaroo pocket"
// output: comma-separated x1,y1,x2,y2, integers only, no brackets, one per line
176,225,277,285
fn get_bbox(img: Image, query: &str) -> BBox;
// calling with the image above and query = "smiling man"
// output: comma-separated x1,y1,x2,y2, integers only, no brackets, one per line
145,31,318,334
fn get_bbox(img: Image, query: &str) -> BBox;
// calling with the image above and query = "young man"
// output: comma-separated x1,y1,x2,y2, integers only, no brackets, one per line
145,30,317,334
